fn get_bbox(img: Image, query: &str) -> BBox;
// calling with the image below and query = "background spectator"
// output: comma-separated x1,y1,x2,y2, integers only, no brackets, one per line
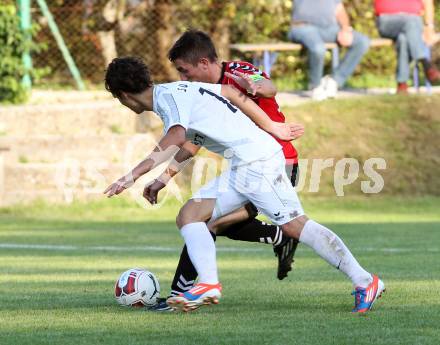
288,0,370,100
375,0,440,93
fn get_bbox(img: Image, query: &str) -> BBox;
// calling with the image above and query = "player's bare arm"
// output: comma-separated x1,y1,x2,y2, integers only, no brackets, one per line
104,125,187,198
221,84,305,141
143,141,201,204
224,70,277,98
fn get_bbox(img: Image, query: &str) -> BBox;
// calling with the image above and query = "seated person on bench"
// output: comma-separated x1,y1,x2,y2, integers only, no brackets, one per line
288,0,370,101
375,0,440,93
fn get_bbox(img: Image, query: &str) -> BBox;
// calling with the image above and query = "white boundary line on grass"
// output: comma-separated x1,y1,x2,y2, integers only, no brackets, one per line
0,243,262,253
0,243,438,253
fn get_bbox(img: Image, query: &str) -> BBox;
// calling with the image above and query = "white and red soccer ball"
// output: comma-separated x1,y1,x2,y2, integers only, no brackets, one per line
114,268,160,307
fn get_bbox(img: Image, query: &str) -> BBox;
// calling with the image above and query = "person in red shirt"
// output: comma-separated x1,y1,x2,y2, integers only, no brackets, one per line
219,62,299,165
148,30,303,311
375,0,440,93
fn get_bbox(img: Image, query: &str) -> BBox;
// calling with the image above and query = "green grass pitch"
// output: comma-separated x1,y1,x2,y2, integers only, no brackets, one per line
0,197,439,345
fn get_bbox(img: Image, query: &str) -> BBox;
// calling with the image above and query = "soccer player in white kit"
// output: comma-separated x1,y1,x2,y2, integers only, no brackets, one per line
103,57,385,314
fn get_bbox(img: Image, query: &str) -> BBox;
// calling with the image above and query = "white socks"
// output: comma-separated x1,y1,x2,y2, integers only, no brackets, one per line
180,222,218,284
299,220,373,288
181,219,372,288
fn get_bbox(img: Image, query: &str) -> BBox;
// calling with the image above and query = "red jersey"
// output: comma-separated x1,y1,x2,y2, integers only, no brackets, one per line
218,61,298,163
374,0,423,16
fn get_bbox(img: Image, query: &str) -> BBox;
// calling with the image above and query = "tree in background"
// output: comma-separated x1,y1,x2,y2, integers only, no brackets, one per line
28,0,440,87
0,3,43,103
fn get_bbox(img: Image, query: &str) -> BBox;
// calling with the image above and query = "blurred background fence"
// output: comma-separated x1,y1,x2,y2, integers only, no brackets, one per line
9,0,440,89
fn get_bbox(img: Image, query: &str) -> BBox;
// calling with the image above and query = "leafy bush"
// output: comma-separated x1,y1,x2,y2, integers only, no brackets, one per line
0,3,45,103
0,4,29,103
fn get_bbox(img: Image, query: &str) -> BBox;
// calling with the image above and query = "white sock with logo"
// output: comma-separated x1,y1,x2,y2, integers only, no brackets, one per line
180,222,218,285
299,220,372,288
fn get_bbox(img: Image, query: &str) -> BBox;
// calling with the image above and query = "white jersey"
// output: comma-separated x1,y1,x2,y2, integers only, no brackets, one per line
152,81,282,165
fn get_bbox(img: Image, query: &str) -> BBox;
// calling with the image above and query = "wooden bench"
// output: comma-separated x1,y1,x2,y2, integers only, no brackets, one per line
230,36,439,91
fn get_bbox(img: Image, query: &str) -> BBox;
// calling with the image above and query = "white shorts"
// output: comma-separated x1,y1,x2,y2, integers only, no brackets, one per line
191,151,304,225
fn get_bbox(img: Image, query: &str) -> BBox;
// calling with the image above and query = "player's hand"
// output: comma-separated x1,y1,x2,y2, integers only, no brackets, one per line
288,123,305,140
225,71,258,96
143,179,166,205
103,174,135,198
271,122,305,141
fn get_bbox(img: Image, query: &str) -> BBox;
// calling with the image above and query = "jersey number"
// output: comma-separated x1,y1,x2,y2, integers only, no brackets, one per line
199,87,237,113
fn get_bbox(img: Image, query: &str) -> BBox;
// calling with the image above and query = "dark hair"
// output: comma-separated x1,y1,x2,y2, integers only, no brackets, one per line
168,29,218,65
104,56,153,97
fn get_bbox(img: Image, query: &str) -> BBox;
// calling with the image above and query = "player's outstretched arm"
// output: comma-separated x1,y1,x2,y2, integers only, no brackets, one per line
143,141,201,204
103,125,187,198
224,70,277,98
221,85,304,141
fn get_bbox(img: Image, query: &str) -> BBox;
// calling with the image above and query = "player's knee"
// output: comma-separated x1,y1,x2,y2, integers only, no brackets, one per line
175,212,184,229
176,212,196,229
176,208,191,229
207,225,219,235
281,225,301,240
207,221,218,234
281,215,309,239
176,204,209,229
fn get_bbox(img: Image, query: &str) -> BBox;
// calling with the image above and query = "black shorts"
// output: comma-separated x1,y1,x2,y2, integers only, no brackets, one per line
286,163,299,188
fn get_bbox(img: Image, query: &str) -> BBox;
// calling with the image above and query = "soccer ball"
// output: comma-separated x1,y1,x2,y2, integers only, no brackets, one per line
114,268,160,307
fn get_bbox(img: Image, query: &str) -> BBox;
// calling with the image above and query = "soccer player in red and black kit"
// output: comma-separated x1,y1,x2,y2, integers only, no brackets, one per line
151,30,302,311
